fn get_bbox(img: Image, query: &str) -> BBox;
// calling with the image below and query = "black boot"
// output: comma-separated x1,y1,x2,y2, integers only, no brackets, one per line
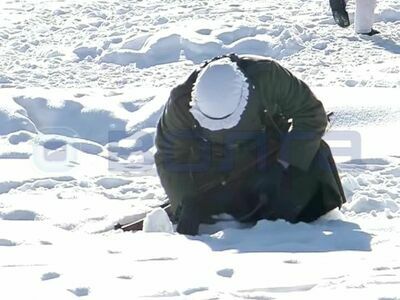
360,28,380,36
329,0,350,28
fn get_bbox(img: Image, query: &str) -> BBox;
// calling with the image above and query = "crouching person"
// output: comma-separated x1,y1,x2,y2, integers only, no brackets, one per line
154,54,346,235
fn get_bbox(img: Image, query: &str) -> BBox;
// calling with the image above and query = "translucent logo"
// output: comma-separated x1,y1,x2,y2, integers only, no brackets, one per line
32,127,80,173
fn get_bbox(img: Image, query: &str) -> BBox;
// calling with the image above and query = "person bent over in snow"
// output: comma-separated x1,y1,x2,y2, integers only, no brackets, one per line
329,0,379,36
154,54,346,235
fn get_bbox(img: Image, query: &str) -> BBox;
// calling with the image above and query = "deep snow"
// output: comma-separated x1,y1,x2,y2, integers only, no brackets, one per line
1,0,400,299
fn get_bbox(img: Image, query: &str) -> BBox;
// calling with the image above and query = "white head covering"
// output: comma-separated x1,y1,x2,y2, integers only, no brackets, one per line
190,58,249,131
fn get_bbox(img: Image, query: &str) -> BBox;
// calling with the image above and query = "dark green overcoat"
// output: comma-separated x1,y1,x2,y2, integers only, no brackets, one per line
155,54,346,223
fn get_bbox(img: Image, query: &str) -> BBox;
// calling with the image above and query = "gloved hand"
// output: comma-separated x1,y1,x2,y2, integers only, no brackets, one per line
176,200,200,236
253,161,287,201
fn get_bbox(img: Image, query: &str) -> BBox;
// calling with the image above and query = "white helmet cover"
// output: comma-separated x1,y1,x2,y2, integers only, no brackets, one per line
190,58,249,131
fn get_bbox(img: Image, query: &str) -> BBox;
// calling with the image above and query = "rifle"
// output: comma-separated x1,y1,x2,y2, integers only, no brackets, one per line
114,201,171,232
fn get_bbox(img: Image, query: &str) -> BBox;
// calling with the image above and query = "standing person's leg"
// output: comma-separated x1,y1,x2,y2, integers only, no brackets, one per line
355,0,379,35
330,0,350,28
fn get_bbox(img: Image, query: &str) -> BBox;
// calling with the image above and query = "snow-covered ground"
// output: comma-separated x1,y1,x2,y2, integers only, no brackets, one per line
1,0,399,89
1,0,400,299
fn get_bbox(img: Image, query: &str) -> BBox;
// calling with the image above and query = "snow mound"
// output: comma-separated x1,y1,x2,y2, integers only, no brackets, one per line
100,25,313,67
14,95,127,145
342,174,361,198
121,34,152,51
107,128,156,158
73,46,102,61
378,8,400,22
0,75,12,84
142,207,174,233
18,179,62,192
0,88,168,182
0,109,36,136
215,26,262,44
348,194,399,214
100,32,181,68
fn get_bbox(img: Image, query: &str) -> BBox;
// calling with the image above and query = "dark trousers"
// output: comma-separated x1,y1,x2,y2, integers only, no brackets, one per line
200,142,342,224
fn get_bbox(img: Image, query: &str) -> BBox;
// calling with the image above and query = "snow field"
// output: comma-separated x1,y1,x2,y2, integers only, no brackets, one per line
1,86,400,299
1,0,400,299
1,0,400,90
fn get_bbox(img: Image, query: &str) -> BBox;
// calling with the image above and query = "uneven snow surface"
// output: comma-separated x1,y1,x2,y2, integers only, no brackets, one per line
1,0,399,89
1,0,400,299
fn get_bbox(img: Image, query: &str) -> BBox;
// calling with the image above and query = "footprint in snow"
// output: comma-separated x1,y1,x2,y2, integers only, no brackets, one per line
2,209,38,221
136,257,177,262
117,275,133,280
40,240,53,245
283,259,300,264
239,283,317,293
217,268,234,278
374,266,391,271
41,272,60,281
0,239,17,246
182,287,209,295
68,287,90,297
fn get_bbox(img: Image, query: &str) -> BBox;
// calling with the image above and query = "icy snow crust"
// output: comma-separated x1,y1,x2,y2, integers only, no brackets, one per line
1,0,400,299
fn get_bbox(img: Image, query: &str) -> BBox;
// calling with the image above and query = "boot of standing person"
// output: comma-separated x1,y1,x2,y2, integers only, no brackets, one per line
330,0,350,28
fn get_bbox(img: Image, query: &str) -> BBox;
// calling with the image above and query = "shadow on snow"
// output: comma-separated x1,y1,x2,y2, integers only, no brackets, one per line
194,219,372,253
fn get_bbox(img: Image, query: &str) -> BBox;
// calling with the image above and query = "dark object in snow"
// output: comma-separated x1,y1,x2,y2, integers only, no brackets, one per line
329,0,350,28
360,28,380,36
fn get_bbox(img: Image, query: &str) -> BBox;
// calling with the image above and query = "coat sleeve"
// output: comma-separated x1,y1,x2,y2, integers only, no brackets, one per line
154,90,199,214
264,61,328,171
